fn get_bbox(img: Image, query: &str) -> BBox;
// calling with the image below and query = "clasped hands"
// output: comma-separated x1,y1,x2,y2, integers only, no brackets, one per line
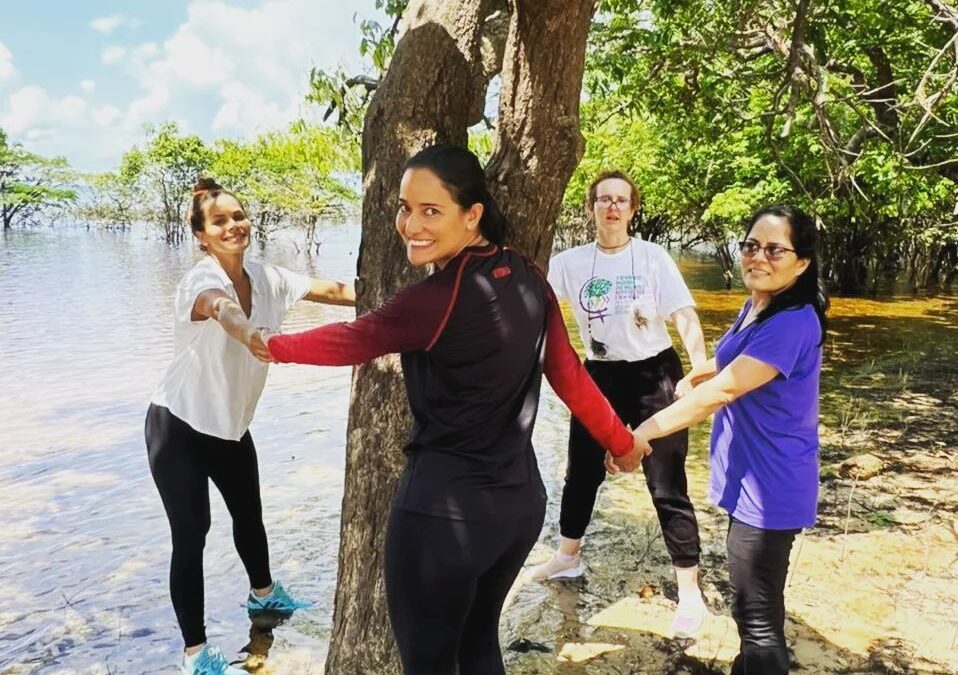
246,327,277,363
604,428,653,475
604,370,696,475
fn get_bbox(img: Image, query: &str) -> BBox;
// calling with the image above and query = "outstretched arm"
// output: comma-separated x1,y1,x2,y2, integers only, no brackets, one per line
260,274,451,366
192,289,272,362
541,294,635,459
635,354,778,442
671,306,707,367
304,278,356,306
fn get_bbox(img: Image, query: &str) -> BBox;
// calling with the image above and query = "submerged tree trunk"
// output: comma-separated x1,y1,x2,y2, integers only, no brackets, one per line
324,1,598,674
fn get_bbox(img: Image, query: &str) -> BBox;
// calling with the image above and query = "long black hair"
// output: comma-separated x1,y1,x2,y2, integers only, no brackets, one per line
746,205,829,344
403,145,509,246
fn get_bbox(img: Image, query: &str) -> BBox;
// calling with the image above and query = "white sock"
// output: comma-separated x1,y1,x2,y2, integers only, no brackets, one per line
556,550,578,563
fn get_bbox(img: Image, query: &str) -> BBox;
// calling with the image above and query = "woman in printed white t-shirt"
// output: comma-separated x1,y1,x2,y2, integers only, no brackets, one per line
146,179,354,675
529,170,709,638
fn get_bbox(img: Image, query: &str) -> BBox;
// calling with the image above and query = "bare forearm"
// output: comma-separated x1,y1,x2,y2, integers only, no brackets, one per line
214,298,255,346
638,379,729,440
307,280,356,306
672,308,707,365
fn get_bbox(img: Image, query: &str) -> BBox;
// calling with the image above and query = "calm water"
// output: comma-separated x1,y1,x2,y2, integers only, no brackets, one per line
0,223,597,674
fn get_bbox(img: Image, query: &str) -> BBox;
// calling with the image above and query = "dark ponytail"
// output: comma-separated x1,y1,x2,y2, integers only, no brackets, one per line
403,145,509,246
746,205,829,344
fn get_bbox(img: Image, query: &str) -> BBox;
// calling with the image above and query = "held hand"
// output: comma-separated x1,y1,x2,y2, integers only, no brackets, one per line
247,328,275,363
675,374,695,398
612,447,643,473
629,428,654,461
604,451,619,475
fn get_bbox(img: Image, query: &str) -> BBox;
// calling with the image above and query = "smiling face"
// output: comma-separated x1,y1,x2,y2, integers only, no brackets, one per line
395,167,485,269
590,177,636,243
741,213,810,297
194,194,251,258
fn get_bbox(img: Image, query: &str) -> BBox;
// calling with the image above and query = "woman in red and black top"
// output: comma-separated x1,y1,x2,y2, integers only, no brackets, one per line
252,145,645,675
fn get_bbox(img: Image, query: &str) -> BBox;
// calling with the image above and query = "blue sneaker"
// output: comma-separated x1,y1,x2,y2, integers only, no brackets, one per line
180,643,246,674
246,580,311,615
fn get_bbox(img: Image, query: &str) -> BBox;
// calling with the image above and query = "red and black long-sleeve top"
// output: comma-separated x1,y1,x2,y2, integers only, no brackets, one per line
269,243,632,522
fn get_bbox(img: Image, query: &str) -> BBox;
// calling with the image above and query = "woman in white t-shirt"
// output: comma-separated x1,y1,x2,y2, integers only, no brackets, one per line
145,179,354,675
529,170,709,637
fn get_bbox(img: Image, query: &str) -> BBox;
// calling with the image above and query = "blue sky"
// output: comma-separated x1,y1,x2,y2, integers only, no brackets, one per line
0,0,386,171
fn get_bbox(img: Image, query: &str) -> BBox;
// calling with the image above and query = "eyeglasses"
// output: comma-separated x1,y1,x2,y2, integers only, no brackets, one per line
738,240,797,261
594,196,632,209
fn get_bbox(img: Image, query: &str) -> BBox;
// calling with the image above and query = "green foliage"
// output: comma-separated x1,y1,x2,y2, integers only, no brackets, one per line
305,0,406,130
75,171,139,227
0,128,76,229
118,122,213,242
93,121,358,247
572,0,958,292
209,123,359,244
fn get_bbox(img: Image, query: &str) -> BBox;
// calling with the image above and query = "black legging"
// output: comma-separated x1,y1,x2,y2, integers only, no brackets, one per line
145,403,273,647
384,507,545,675
727,518,799,675
559,348,701,568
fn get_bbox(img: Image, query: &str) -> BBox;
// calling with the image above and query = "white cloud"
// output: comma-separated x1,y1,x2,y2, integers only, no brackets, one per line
0,41,15,81
101,46,128,65
2,0,384,170
0,85,139,167
117,0,371,137
90,15,141,35
93,105,121,127
212,81,296,133
90,15,123,34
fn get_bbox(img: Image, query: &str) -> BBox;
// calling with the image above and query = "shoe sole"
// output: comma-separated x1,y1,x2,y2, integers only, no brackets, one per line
545,564,585,580
671,609,708,638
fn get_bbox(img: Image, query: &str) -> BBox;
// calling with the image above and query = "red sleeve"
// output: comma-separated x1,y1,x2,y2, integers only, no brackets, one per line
268,273,453,366
542,290,634,457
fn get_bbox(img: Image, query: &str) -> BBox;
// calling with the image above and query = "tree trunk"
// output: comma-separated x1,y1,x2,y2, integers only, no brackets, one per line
324,2,499,673
324,1,597,674
487,0,597,267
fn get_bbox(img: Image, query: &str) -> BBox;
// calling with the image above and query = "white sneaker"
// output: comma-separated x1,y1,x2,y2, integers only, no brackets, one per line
526,552,585,581
671,594,708,638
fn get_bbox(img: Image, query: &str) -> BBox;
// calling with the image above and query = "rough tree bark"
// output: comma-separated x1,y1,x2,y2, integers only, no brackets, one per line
487,0,598,267
325,1,504,673
324,1,598,674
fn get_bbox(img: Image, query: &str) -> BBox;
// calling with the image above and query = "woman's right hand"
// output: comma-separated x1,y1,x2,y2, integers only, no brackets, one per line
247,329,275,363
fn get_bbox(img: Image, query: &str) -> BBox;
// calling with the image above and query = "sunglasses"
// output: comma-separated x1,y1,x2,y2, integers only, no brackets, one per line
738,240,797,261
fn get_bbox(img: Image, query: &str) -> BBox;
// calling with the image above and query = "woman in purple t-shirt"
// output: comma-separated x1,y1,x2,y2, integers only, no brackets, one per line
622,205,828,674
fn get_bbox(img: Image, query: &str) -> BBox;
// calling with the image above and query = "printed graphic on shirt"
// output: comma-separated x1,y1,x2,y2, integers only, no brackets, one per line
580,277,613,322
578,275,649,324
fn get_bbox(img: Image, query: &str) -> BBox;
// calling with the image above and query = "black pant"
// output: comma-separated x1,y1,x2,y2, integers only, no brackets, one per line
727,518,799,675
558,348,701,568
145,404,273,647
384,507,545,675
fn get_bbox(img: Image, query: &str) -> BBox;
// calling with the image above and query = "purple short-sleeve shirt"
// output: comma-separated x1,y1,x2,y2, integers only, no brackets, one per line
709,302,822,529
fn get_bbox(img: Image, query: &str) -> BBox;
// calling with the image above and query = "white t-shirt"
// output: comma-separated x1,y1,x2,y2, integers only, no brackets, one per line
151,255,312,441
547,238,695,361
